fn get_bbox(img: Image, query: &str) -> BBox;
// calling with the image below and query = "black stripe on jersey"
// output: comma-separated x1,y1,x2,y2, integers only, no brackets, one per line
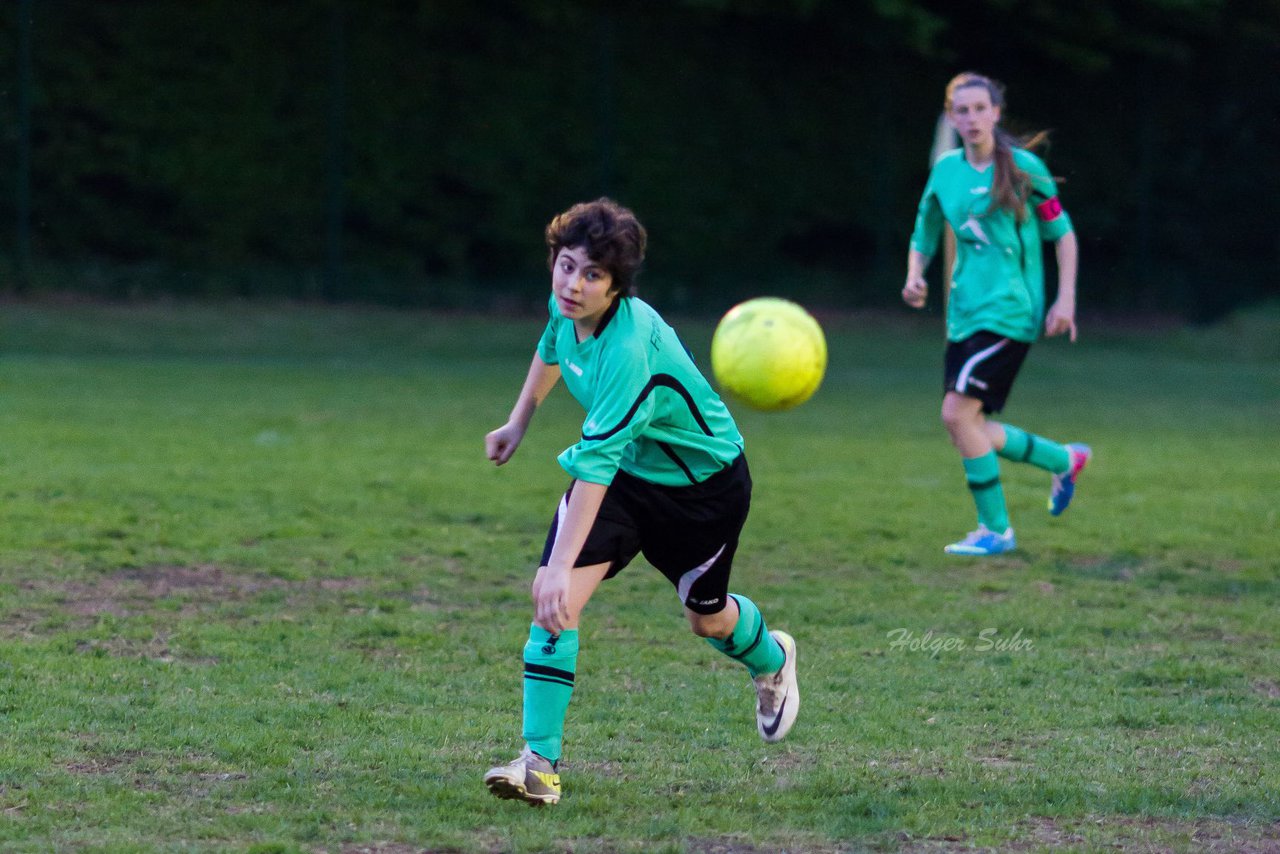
581,374,714,441
656,441,697,484
593,298,622,338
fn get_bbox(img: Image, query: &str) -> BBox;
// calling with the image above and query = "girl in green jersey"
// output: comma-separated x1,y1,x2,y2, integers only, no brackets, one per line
482,199,798,805
904,72,1091,556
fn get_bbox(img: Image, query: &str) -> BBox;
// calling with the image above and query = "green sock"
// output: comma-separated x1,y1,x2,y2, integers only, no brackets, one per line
997,424,1070,474
704,594,785,677
963,451,1010,532
521,624,578,764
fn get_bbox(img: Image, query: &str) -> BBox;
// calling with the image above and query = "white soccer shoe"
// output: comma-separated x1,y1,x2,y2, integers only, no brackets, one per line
753,630,799,743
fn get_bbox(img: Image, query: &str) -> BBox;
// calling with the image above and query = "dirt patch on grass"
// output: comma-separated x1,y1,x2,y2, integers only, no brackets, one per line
896,816,1280,852
1251,679,1280,700
2,565,373,638
36,565,287,618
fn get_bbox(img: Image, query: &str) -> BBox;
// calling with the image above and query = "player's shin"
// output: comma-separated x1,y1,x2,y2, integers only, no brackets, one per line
522,624,578,764
704,594,785,677
997,424,1071,473
963,451,1010,532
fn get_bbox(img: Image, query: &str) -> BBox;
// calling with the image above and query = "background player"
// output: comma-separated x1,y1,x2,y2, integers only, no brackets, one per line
903,71,1091,556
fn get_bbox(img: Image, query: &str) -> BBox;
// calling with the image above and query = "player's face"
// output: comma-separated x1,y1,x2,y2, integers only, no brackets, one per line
948,86,1001,151
552,245,616,333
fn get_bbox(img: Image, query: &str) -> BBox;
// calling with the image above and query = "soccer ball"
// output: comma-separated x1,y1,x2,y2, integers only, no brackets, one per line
711,297,827,412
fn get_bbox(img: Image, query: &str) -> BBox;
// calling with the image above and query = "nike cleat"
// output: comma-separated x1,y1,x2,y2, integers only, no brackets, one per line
944,525,1016,556
1048,443,1092,516
484,745,561,806
754,630,799,743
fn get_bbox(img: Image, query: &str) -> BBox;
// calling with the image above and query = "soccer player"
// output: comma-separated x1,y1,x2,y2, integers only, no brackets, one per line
482,198,799,805
903,72,1091,557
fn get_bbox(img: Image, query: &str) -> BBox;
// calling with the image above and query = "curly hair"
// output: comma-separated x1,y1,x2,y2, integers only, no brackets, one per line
545,198,648,296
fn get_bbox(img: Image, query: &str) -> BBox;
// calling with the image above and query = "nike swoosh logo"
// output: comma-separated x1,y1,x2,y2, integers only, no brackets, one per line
762,696,788,737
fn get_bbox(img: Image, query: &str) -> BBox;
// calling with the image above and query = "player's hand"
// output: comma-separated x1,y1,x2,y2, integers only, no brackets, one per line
902,275,928,309
485,422,525,465
533,565,571,633
1044,298,1078,342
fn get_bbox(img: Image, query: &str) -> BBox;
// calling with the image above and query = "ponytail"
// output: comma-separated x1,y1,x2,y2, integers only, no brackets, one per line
945,71,1055,224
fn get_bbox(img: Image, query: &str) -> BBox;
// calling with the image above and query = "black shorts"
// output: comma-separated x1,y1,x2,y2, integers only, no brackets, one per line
540,453,751,615
943,331,1031,414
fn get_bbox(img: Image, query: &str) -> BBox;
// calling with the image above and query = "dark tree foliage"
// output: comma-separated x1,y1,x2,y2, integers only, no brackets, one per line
0,0,1276,316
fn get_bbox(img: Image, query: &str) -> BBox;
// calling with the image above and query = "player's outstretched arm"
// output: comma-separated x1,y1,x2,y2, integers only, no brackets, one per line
1044,230,1079,342
485,355,562,465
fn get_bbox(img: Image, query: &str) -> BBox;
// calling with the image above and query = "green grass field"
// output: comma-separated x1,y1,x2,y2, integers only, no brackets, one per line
1,299,1277,853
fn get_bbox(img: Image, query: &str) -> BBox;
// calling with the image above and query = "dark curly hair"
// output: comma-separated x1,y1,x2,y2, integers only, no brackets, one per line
545,198,648,296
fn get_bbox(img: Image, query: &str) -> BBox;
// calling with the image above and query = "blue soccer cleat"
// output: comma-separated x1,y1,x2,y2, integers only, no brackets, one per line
1049,443,1092,516
944,525,1016,556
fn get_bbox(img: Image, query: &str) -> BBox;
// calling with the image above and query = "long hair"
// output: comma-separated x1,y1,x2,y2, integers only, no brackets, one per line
944,72,1050,224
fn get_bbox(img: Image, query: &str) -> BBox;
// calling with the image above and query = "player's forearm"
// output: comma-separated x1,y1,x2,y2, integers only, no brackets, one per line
907,249,931,280
544,480,608,572
1054,232,1079,305
509,355,561,429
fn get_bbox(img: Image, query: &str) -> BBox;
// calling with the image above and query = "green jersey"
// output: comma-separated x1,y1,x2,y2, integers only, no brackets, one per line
536,295,744,487
910,147,1074,343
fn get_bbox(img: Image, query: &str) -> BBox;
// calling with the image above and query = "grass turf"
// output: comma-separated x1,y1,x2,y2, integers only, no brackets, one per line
0,299,1277,852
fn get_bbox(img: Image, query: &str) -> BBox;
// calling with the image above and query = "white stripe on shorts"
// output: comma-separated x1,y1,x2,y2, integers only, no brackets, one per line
546,491,569,558
677,543,727,606
955,337,1009,395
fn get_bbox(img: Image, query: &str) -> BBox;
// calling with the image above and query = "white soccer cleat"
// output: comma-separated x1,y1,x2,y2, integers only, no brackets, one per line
753,630,799,743
483,745,561,806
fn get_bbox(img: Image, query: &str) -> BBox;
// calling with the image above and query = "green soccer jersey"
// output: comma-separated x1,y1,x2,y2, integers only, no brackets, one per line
910,147,1074,343
536,295,744,487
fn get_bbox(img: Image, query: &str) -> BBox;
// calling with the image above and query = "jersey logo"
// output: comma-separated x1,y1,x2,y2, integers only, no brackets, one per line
564,359,584,377
1036,196,1063,222
958,215,992,246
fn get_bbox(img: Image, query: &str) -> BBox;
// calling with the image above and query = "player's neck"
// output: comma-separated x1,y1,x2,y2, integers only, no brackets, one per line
965,140,994,170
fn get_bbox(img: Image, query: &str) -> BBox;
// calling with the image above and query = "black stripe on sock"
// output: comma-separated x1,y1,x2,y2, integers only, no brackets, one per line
728,620,765,662
525,662,575,683
967,477,1001,492
1021,435,1037,463
524,673,575,688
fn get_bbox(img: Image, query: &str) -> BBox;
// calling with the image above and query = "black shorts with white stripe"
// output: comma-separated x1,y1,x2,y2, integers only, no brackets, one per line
943,330,1031,414
539,453,751,615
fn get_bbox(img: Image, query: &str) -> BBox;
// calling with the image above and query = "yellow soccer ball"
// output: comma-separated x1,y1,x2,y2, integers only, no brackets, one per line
711,297,827,412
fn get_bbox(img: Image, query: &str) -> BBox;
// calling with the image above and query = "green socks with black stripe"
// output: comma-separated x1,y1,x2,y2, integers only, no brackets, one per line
963,451,1010,532
997,424,1071,474
522,624,578,764
704,594,785,677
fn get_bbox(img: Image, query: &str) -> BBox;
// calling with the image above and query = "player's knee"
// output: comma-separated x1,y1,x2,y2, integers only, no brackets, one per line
940,405,965,435
686,606,734,639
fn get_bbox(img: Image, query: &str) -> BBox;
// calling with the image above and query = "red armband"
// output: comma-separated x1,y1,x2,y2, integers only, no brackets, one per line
1036,196,1063,222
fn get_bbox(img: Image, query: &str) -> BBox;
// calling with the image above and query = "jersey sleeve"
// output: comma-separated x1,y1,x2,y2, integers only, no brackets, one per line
556,336,655,485
1021,151,1074,242
535,296,560,364
908,166,945,258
